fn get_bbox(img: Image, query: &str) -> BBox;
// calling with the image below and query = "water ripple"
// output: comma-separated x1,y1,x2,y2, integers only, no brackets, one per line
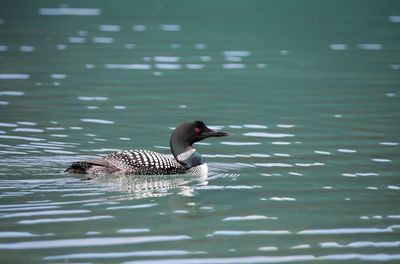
0,74,29,79
212,230,291,236
138,256,310,264
320,241,400,248
223,215,278,221
80,118,114,124
44,250,205,260
0,209,89,218
298,226,397,234
39,8,101,16
117,228,150,234
18,215,114,225
255,163,293,167
0,235,191,249
221,142,261,146
106,203,157,210
243,132,294,138
0,135,44,142
0,231,49,238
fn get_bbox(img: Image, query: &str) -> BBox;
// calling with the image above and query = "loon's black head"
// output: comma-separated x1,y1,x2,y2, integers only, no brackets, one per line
170,121,230,166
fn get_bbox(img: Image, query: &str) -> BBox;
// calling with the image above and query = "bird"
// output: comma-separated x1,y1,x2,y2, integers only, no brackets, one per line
65,121,230,176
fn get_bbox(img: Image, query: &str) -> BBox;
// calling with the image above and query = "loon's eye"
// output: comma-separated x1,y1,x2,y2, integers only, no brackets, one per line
194,127,201,133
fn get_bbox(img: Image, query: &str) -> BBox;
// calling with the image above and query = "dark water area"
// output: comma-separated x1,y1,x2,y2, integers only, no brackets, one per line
1,0,400,263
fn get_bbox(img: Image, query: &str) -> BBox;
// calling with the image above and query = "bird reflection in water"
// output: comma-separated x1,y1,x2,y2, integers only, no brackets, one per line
91,173,208,201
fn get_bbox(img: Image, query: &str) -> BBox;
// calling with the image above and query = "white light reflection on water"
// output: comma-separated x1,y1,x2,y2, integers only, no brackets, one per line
223,215,278,221
126,256,316,264
320,241,400,248
99,25,121,32
93,37,114,44
337,148,357,153
211,230,291,236
255,163,293,167
0,74,29,79
106,203,157,210
221,142,261,146
186,64,205,69
380,142,399,146
0,209,89,218
18,215,114,225
39,8,101,16
0,231,50,238
133,25,147,31
117,228,150,234
243,132,294,138
222,63,246,69
330,44,348,50
155,64,182,70
0,235,191,249
160,25,181,31
389,16,400,23
13,128,43,133
0,135,44,141
372,158,392,163
44,250,205,260
357,43,383,50
80,119,114,124
243,124,267,129
0,122,18,127
68,36,86,43
154,56,179,63
118,254,400,264
19,46,34,52
298,226,399,234
105,64,151,70
223,51,250,57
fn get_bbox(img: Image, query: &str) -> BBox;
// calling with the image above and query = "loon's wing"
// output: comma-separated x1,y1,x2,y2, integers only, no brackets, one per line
103,150,186,174
66,150,186,175
65,159,118,174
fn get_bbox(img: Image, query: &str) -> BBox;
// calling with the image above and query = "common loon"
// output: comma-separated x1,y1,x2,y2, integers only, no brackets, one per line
66,121,230,176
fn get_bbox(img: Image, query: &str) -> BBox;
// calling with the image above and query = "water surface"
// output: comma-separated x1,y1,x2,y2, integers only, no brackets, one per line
1,0,400,263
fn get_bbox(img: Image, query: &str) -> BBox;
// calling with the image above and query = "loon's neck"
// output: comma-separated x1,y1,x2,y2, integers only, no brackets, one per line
171,144,204,169
169,123,205,169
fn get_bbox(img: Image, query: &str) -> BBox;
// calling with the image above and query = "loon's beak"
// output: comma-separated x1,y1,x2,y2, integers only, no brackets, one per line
203,127,231,138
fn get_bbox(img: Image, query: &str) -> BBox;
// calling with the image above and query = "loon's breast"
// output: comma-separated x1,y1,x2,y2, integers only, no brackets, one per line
91,150,186,175
187,163,208,175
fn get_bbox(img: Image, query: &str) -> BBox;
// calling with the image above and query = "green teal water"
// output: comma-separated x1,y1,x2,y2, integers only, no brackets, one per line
1,0,400,263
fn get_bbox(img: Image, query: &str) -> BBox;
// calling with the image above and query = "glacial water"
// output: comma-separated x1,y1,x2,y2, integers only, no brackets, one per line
1,0,400,263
